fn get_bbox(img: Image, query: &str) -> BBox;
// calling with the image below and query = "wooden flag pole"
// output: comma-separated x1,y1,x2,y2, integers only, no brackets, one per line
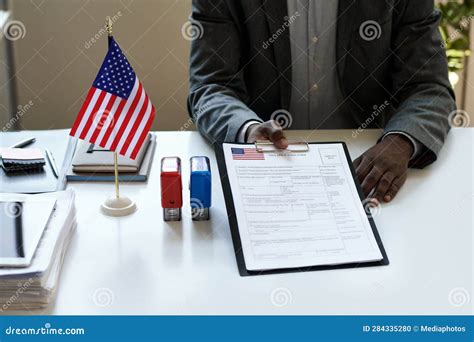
106,17,120,200
100,16,136,216
113,151,120,199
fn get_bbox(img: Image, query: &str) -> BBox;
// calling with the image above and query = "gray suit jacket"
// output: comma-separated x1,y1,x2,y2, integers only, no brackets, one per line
187,0,456,168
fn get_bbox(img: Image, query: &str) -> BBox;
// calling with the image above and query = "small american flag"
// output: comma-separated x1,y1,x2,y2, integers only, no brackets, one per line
231,148,265,160
70,37,155,159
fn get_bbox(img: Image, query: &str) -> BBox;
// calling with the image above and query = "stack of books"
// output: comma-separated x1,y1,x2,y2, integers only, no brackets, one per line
66,133,156,182
0,190,76,311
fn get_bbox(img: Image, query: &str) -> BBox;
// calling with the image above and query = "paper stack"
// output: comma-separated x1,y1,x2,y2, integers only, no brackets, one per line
0,190,76,311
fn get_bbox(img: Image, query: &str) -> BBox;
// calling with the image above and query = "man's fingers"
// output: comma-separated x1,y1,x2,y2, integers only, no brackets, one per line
352,157,362,170
261,121,288,149
384,177,406,202
360,167,383,197
355,157,371,184
270,132,288,149
372,172,395,202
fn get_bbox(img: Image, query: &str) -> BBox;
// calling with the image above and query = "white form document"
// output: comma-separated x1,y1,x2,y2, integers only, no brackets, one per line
223,143,383,271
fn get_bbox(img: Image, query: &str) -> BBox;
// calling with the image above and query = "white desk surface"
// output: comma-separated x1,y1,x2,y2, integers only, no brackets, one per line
4,129,474,315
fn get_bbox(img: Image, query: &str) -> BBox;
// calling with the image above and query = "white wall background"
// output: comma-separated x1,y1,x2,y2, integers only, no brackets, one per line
9,0,193,131
3,0,474,130
464,23,474,117
0,11,11,128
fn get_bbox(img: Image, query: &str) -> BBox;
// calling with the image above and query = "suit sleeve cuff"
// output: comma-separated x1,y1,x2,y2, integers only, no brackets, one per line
381,131,423,160
236,120,262,143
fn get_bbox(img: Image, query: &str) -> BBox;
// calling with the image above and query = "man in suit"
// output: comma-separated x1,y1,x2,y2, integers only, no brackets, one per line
187,0,455,202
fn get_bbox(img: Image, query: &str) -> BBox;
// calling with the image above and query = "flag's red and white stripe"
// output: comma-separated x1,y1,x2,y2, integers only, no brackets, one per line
232,148,265,160
70,77,155,159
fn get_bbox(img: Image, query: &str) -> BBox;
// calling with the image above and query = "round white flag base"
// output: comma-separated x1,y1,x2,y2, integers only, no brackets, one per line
101,196,137,217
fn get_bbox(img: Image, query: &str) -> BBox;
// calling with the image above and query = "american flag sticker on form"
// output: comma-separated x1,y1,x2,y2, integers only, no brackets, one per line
231,148,265,161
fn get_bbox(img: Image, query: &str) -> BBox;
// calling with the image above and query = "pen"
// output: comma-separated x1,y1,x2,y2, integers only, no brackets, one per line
45,149,59,178
9,137,36,148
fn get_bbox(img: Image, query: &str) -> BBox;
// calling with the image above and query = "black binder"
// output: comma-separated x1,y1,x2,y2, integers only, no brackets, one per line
215,141,389,277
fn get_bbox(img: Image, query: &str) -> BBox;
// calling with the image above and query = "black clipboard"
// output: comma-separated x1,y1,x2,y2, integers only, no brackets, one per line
215,141,389,277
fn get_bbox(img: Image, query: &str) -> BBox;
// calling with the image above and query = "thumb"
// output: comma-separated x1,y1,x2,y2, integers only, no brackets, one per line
264,121,288,149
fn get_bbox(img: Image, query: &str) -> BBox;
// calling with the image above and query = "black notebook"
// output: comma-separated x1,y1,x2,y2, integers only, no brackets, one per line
0,131,76,194
0,148,45,172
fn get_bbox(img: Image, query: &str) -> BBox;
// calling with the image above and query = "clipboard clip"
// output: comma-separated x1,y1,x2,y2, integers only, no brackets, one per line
254,141,310,153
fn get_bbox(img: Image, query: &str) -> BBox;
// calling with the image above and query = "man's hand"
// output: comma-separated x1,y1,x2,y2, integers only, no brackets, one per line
353,134,413,203
246,120,289,149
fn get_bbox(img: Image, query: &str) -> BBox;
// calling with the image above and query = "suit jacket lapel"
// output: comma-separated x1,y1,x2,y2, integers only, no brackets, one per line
262,0,292,110
336,0,357,91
